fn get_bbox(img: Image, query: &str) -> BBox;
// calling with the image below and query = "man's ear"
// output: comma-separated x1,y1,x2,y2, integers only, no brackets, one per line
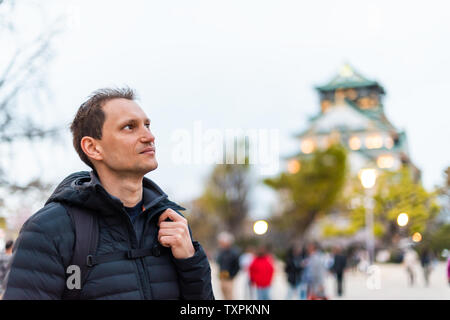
80,137,103,162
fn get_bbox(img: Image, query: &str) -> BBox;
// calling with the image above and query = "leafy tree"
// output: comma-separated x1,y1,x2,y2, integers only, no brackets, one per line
324,167,441,248
263,144,347,242
183,197,222,253
420,166,450,257
190,139,252,241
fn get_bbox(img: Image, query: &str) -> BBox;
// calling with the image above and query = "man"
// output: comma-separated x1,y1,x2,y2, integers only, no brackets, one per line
302,242,328,300
330,245,347,296
284,243,306,300
2,88,214,300
420,247,434,287
216,232,240,300
0,240,14,297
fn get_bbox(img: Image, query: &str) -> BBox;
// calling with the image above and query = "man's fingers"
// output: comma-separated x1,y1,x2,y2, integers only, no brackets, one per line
158,208,186,226
158,228,184,237
159,221,185,229
159,235,181,247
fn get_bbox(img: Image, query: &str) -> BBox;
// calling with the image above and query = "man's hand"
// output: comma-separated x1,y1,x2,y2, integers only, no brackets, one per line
157,208,195,259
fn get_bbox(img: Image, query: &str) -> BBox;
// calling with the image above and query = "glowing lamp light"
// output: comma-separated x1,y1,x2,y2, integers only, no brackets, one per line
253,220,269,235
397,213,409,227
412,232,422,243
287,160,301,174
359,168,377,189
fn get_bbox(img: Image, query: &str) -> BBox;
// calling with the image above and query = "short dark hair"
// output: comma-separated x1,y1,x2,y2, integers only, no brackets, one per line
70,87,136,169
5,240,13,250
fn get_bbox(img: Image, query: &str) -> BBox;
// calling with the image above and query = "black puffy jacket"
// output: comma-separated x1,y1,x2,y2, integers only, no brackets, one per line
2,171,214,300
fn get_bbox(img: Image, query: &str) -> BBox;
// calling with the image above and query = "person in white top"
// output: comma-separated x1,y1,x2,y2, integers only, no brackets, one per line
403,247,419,286
239,246,256,299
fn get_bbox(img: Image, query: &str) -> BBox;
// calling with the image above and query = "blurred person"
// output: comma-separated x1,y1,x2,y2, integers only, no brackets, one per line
216,232,240,300
284,243,307,300
357,249,370,273
249,245,274,300
239,245,256,299
302,242,328,300
348,248,360,274
420,247,435,287
0,240,14,298
403,247,419,287
2,88,214,300
447,256,450,286
330,245,347,297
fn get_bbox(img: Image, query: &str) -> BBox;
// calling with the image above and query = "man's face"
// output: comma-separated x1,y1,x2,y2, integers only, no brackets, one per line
95,98,158,176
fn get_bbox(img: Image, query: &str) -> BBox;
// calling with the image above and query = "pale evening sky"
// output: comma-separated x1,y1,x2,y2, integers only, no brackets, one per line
3,0,449,218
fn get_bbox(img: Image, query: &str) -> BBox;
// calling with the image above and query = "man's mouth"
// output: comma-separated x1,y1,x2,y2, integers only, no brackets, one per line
140,147,155,155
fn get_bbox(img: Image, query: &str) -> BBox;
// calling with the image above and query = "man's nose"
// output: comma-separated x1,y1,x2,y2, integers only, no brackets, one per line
140,126,155,143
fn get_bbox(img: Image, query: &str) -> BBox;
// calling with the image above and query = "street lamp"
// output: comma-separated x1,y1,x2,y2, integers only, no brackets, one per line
359,168,377,265
412,232,422,243
359,168,377,189
397,213,409,227
253,220,269,235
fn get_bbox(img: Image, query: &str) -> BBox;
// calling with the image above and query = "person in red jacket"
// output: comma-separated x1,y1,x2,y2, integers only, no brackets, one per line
249,245,274,300
447,256,450,286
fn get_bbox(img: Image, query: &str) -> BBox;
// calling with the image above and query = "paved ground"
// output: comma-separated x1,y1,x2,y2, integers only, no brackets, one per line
210,261,450,300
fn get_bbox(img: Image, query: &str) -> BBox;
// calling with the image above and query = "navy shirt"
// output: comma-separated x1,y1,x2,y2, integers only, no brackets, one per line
124,199,144,225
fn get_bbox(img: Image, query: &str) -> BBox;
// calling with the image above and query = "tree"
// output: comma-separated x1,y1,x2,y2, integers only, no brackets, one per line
190,139,252,241
0,0,63,235
0,0,63,186
263,144,347,243
183,197,222,253
324,167,441,248
423,166,450,257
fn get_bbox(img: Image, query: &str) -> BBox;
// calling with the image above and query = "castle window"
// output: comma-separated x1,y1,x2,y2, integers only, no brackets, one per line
321,100,331,113
365,134,383,149
349,136,361,150
377,154,394,168
385,136,394,149
346,89,358,100
301,139,315,154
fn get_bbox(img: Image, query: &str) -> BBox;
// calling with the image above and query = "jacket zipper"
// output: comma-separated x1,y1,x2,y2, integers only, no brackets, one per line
137,203,170,299
99,188,149,300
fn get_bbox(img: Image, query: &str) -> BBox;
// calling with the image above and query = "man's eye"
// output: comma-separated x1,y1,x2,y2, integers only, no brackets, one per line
124,124,133,130
145,123,150,129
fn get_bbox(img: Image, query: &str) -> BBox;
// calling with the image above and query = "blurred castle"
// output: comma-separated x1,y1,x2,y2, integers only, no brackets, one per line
287,63,420,179
285,64,421,243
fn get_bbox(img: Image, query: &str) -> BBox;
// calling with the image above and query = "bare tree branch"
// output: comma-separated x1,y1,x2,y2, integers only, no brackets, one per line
0,0,64,191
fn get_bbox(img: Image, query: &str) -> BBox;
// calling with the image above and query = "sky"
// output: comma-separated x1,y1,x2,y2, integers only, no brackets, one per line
2,0,450,219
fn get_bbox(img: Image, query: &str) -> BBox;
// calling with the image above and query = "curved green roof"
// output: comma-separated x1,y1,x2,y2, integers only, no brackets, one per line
315,64,385,93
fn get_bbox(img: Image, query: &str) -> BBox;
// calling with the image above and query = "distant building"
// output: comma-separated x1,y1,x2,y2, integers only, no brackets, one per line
286,64,420,179
285,64,421,244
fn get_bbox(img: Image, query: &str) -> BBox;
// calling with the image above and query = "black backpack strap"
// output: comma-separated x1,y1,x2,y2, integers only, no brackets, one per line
86,245,162,267
62,204,99,300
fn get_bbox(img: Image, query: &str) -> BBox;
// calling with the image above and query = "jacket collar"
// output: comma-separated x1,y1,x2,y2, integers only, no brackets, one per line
47,170,182,216
89,170,169,213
